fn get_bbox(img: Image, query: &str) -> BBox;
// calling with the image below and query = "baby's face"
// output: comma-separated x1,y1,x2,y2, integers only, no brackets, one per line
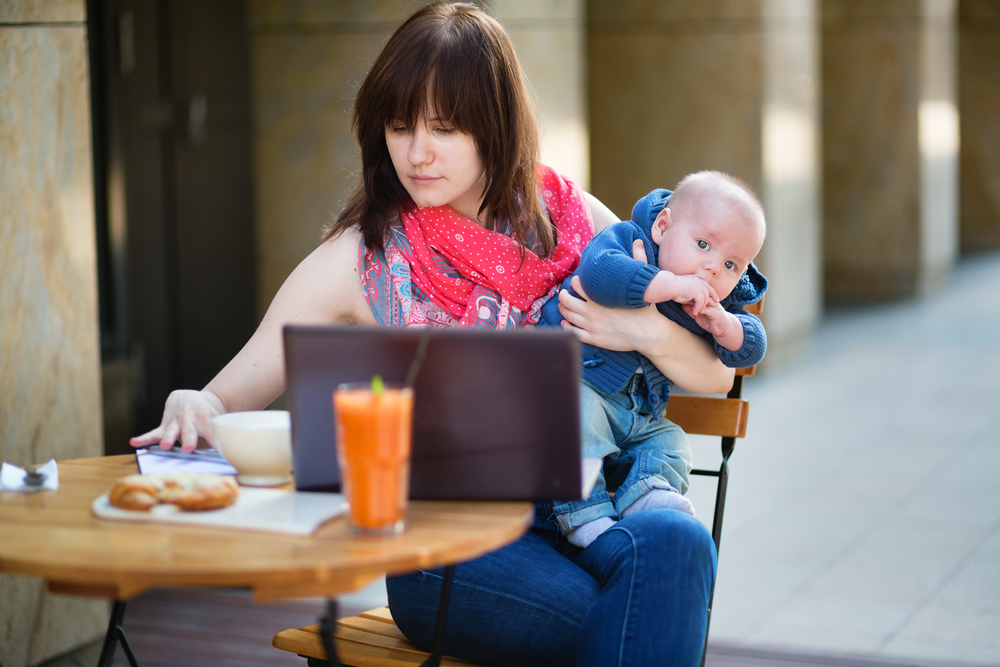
652,200,763,300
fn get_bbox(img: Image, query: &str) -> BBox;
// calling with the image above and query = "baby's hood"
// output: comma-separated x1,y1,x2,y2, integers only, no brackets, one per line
630,188,767,307
629,188,673,266
630,188,672,240
724,262,767,307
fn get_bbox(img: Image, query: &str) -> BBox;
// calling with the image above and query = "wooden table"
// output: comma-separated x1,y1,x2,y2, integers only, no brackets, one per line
0,455,533,666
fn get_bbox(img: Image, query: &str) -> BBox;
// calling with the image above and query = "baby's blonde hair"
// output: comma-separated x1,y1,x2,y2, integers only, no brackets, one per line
669,170,766,240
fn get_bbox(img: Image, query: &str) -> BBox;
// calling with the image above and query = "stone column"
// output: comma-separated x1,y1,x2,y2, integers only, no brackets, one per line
761,0,823,363
495,0,589,188
249,0,589,313
958,0,1000,252
0,2,109,665
587,0,822,363
822,0,958,302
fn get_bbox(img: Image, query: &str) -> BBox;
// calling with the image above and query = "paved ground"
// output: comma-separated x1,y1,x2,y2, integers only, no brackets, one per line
692,251,1000,666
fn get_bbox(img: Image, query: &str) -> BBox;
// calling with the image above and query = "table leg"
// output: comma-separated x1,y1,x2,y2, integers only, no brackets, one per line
96,601,140,667
421,564,456,667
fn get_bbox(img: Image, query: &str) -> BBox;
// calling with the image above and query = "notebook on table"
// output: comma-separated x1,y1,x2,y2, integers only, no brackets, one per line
282,325,583,501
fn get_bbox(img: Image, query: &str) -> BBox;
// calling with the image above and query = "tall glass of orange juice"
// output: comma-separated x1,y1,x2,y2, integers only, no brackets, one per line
333,381,413,535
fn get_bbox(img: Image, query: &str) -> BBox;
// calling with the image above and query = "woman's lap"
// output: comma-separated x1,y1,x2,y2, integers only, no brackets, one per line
386,507,717,667
387,524,596,667
575,510,717,667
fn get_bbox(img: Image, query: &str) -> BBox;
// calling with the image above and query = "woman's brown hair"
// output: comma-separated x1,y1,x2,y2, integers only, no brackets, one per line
323,2,550,255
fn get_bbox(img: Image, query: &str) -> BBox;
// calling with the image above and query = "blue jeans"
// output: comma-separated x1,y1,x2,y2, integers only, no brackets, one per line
386,504,717,667
551,376,693,533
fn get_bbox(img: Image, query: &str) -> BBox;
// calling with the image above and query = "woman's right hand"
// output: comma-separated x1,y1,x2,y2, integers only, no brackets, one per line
128,389,227,453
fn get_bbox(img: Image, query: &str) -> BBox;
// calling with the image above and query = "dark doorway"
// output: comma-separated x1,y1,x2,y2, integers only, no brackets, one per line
89,0,258,452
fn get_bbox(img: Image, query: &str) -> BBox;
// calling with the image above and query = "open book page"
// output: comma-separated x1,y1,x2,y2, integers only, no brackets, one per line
136,447,238,476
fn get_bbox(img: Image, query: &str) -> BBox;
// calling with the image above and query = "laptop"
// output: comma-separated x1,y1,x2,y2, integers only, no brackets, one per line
282,325,583,501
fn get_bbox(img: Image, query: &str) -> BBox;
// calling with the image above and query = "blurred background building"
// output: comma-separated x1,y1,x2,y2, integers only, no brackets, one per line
2,0,998,665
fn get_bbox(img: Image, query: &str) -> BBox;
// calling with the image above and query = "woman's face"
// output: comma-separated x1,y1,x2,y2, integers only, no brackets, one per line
385,111,488,224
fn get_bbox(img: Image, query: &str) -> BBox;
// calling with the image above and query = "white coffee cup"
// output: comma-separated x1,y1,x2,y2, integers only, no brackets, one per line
211,410,293,487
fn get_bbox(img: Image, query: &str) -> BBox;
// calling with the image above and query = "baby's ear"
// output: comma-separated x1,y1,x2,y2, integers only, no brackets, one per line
651,207,673,243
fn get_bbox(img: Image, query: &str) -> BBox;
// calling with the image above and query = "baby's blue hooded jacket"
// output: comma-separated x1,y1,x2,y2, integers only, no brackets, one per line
540,188,768,413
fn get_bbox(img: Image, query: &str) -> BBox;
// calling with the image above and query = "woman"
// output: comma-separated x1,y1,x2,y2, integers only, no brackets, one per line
132,3,731,665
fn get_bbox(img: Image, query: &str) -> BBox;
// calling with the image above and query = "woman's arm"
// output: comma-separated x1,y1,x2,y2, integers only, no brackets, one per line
558,277,734,394
130,228,376,452
584,191,620,233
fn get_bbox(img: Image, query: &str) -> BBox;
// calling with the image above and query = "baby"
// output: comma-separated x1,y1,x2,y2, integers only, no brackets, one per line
540,170,768,548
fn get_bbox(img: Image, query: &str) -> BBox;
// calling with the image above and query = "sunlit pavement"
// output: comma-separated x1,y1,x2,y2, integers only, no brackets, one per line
693,252,1000,666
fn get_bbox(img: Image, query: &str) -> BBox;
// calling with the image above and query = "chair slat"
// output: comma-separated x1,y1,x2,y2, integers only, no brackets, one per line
340,615,408,639
272,628,331,658
664,396,749,438
272,610,488,666
359,607,396,623
292,615,407,640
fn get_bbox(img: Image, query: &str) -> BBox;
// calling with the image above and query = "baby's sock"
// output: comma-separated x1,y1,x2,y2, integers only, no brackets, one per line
621,489,695,517
567,516,616,549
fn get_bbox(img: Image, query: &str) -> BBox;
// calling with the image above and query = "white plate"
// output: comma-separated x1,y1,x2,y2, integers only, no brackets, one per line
92,487,346,536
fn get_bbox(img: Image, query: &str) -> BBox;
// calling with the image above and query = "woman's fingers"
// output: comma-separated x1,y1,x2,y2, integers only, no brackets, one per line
178,418,202,453
158,421,181,450
570,275,591,301
561,318,595,345
557,283,594,332
128,389,221,453
128,427,165,448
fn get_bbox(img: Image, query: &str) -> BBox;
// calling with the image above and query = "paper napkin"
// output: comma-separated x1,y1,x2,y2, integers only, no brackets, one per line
0,459,59,491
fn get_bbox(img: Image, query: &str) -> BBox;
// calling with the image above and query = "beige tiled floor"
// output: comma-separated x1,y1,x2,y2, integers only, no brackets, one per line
694,252,1000,666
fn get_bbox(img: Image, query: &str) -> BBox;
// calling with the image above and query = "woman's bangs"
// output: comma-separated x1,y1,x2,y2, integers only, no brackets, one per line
423,70,457,126
381,62,435,129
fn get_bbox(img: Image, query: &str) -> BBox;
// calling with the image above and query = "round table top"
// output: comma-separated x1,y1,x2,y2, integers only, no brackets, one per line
0,455,533,601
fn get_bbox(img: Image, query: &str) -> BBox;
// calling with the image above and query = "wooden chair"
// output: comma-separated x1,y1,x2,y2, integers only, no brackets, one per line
273,298,763,667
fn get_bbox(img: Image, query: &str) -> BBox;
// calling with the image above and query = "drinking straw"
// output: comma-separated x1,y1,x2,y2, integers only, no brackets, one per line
404,332,431,388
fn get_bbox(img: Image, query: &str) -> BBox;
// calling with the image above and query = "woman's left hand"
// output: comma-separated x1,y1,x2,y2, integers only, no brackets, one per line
557,276,669,357
558,239,667,356
558,239,734,395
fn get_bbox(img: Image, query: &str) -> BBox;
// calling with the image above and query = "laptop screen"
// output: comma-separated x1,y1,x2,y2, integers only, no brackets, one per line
282,326,583,501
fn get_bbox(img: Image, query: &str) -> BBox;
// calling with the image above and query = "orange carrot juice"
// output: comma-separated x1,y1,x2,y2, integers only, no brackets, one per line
333,384,413,534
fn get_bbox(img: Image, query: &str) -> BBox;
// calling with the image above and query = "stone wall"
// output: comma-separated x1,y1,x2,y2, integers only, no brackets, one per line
0,1,109,665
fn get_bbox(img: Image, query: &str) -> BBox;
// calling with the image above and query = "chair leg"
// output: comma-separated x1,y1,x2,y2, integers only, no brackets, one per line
700,437,736,667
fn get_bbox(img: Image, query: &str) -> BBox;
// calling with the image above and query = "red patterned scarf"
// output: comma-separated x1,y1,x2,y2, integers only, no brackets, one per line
397,165,594,326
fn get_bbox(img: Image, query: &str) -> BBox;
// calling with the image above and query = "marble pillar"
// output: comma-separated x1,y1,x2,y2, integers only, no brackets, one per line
0,2,109,666
822,0,958,302
249,0,588,314
958,0,1000,252
588,0,822,364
